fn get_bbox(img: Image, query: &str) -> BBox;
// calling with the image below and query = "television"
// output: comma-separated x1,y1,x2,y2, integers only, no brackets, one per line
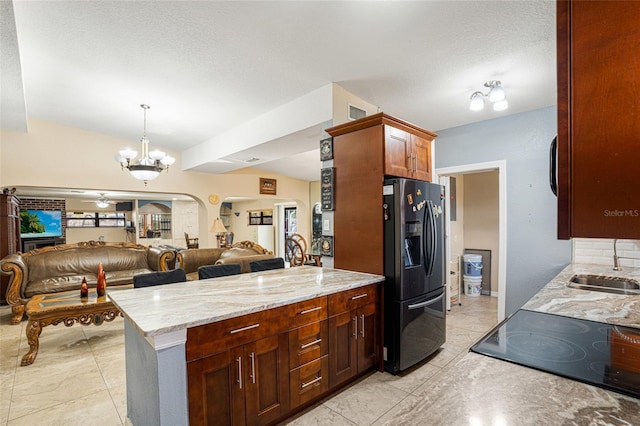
20,210,63,239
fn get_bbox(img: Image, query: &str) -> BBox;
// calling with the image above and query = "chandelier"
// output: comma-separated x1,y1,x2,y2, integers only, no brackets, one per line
469,80,508,112
116,104,175,185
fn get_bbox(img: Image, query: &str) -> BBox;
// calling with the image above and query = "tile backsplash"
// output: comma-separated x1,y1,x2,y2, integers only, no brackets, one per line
573,238,640,268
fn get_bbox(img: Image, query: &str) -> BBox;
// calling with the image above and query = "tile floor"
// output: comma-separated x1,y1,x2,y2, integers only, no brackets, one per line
0,294,497,426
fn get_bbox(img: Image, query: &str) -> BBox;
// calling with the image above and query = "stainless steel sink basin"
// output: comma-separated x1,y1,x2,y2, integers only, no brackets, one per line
568,274,640,295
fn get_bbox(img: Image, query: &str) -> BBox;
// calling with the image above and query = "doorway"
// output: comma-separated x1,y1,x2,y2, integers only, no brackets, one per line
437,160,506,321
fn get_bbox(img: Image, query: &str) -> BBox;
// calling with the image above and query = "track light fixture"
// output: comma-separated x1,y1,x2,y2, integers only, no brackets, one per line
469,81,508,112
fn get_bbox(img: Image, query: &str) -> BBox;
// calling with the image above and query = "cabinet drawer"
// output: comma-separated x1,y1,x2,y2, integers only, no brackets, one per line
186,305,289,361
289,320,328,369
289,356,329,408
288,296,327,328
328,284,378,316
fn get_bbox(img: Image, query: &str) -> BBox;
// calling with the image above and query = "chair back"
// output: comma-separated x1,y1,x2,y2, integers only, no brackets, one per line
250,258,285,272
285,238,305,267
198,263,242,280
185,232,199,249
289,233,307,253
133,268,187,288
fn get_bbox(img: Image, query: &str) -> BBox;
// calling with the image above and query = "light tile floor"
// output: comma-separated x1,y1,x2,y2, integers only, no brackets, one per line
0,294,497,426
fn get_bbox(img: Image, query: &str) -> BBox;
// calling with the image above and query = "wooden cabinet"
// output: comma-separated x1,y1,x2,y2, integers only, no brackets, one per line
556,0,640,239
187,334,289,426
384,126,432,181
328,284,379,388
186,286,381,425
0,194,21,304
327,113,436,274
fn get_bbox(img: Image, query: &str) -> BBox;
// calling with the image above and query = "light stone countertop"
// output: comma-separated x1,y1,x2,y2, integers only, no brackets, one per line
108,266,384,337
383,263,640,425
522,263,640,328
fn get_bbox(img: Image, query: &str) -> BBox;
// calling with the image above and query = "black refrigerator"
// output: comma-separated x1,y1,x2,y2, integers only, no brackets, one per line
383,177,446,374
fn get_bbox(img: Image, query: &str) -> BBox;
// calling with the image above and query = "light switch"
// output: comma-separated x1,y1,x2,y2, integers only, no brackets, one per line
323,219,330,231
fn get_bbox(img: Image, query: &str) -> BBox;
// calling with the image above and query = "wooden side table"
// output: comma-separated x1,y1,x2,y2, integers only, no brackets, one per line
21,288,126,366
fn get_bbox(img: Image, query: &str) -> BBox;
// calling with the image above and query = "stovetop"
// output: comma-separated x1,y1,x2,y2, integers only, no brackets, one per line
471,309,640,399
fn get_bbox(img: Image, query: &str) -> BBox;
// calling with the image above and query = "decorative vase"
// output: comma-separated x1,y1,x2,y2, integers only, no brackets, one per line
80,277,89,298
97,263,107,297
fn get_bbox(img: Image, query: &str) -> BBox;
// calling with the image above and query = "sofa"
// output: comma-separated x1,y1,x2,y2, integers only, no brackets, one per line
0,241,175,324
177,240,274,280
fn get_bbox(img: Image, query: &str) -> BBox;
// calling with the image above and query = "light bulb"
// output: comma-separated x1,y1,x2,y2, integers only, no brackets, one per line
493,99,509,111
469,92,485,111
489,85,505,102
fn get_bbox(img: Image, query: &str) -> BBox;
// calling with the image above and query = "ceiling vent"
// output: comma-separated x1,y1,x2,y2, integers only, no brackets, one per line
348,104,367,121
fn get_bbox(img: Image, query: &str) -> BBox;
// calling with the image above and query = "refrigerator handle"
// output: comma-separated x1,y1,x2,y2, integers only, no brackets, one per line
407,291,445,310
424,200,436,277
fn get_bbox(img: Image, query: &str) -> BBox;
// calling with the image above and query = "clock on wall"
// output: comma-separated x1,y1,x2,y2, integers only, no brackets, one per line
208,194,220,205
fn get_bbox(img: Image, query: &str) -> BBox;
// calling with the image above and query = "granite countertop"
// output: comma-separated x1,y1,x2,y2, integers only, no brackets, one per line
384,263,640,425
108,266,384,337
523,263,640,328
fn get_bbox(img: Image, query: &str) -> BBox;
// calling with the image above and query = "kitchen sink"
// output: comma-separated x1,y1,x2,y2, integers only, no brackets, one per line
568,274,640,295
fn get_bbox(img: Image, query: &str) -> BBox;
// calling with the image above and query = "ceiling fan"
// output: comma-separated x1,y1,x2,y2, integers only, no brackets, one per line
81,193,118,208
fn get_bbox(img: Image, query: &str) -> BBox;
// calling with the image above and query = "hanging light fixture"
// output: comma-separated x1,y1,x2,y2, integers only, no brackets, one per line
116,104,175,185
469,80,509,112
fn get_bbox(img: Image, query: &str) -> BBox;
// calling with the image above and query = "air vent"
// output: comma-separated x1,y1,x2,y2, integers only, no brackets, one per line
348,104,367,121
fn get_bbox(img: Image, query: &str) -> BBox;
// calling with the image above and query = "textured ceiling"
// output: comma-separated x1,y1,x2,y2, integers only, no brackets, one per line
2,1,557,182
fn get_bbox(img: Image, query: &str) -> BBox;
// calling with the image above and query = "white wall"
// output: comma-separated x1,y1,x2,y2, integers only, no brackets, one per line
1,118,311,248
573,238,640,268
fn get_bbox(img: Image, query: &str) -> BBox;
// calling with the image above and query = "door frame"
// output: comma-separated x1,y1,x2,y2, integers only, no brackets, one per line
435,160,507,321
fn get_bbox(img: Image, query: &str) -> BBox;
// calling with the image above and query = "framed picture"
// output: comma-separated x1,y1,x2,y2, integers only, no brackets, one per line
321,167,335,211
259,178,277,195
320,236,334,257
320,137,333,161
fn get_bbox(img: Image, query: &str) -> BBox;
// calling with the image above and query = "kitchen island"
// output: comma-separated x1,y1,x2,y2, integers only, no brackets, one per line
108,266,384,426
382,264,640,425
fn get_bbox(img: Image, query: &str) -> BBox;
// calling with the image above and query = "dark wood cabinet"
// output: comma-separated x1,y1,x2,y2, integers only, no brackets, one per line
0,194,21,304
244,334,289,426
187,334,289,426
327,113,436,274
328,284,379,388
556,0,640,239
186,287,381,425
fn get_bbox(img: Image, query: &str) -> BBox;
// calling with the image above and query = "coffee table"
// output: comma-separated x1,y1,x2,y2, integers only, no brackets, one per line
21,288,128,366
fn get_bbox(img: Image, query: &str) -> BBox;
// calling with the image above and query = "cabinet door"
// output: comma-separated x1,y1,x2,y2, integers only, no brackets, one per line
328,310,358,388
357,303,379,373
187,346,245,426
411,134,432,182
244,333,289,426
384,126,411,178
557,0,640,238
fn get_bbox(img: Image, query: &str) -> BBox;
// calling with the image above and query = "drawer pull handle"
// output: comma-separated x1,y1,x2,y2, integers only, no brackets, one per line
361,314,365,337
236,357,242,389
300,306,322,315
301,376,322,389
353,316,358,339
229,323,260,334
300,338,322,350
350,293,368,301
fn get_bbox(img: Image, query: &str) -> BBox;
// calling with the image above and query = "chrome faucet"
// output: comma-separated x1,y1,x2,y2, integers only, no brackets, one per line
613,239,640,271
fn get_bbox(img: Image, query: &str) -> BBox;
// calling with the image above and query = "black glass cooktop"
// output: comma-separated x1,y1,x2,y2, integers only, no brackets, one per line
471,309,640,399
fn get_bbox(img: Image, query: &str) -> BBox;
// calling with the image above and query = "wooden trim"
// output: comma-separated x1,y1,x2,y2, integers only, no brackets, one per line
325,112,438,140
556,0,571,239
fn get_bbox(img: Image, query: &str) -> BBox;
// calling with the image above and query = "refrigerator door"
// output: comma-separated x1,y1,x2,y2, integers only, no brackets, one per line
384,287,446,374
384,178,445,300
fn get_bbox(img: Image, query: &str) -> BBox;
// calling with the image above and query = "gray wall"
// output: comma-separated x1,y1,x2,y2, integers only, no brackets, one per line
435,106,571,315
